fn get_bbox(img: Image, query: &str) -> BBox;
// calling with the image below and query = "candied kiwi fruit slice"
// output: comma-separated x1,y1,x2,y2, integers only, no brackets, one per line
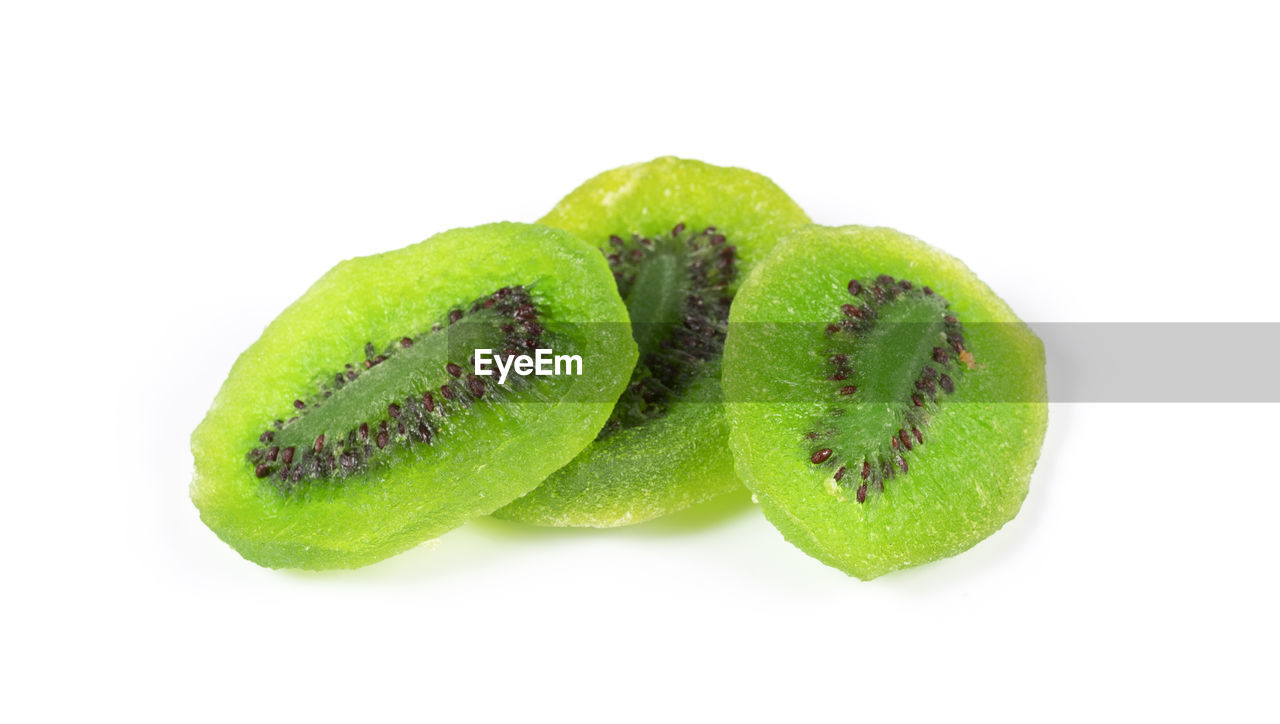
190,222,637,569
494,156,810,526
724,226,1047,579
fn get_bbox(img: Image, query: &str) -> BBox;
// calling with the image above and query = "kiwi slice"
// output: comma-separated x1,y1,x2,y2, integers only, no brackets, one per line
190,222,637,569
494,156,811,526
724,225,1047,579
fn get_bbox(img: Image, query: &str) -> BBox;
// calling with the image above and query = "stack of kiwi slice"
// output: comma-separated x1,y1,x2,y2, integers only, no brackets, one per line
190,157,1047,578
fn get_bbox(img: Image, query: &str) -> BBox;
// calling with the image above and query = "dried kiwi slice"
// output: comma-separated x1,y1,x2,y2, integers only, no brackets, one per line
190,222,637,569
724,226,1047,579
494,156,810,526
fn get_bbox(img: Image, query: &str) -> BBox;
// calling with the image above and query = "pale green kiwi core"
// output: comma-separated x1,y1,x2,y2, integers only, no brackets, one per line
596,223,737,438
806,275,969,503
246,286,551,491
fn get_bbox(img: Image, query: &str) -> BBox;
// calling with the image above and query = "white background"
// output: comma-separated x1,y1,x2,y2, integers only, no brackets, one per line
3,2,1277,721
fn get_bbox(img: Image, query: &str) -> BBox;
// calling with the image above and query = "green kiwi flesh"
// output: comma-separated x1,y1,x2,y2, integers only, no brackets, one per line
493,156,811,526
190,222,637,569
724,225,1047,579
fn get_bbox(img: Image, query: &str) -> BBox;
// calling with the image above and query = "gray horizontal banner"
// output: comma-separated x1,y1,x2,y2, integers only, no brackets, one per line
436,322,1280,403
1036,322,1279,403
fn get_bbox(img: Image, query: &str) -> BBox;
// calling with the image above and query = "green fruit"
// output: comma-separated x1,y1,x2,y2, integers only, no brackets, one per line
190,222,637,569
724,225,1047,579
494,157,811,526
